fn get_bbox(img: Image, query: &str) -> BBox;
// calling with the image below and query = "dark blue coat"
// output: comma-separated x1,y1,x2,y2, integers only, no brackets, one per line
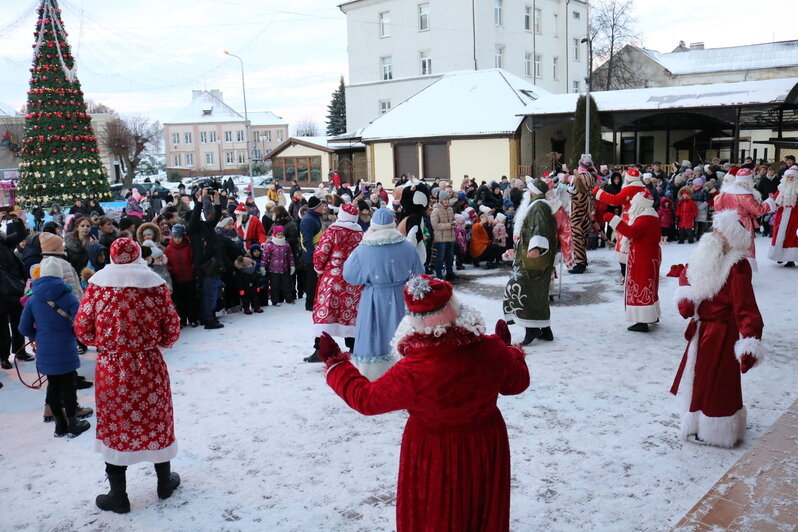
18,276,80,376
299,210,323,264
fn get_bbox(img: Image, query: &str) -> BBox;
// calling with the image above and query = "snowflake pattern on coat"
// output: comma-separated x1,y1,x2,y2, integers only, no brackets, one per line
312,225,363,334
75,284,181,459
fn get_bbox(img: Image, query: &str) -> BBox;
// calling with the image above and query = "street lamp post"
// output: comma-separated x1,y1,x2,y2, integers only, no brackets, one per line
224,50,253,193
581,37,593,156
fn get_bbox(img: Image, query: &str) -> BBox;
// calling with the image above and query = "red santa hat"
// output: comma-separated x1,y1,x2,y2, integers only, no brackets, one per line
784,167,798,180
234,203,248,216
403,275,459,328
337,203,359,223
463,206,477,221
631,190,654,209
624,167,641,183
110,238,141,265
734,167,754,185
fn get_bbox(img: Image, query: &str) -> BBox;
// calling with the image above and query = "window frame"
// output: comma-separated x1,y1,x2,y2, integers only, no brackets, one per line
495,45,504,69
418,3,429,31
534,7,542,33
224,130,232,142
524,5,531,31
200,131,208,144
420,50,432,76
185,153,194,167
379,99,391,115
494,0,503,26
381,56,393,80
173,154,181,167
573,38,580,61
184,132,192,144
534,53,542,78
205,152,214,166
553,56,559,80
379,11,390,37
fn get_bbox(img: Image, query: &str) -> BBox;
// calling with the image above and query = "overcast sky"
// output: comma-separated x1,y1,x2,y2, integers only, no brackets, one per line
0,0,795,133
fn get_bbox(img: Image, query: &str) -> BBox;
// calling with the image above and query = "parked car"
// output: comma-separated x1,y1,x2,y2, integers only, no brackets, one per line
109,183,171,201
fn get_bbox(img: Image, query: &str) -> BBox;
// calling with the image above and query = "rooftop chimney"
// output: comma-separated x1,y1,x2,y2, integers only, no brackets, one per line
689,42,704,50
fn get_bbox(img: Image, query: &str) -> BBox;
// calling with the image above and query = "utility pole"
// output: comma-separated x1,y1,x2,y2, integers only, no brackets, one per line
224,50,253,192
581,37,593,155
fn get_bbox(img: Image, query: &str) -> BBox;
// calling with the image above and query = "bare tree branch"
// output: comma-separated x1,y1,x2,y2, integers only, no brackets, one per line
590,0,644,90
295,117,319,137
104,115,162,188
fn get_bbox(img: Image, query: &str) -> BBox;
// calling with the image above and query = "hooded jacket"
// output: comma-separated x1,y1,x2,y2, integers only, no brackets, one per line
18,276,80,375
165,236,195,283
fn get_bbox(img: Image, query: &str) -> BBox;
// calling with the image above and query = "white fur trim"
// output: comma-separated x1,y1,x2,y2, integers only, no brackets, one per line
528,235,549,251
329,220,363,232
718,184,753,195
608,216,621,230
88,258,166,288
681,234,747,303
529,183,543,195
96,440,178,466
505,314,550,328
626,301,660,324
672,284,693,307
361,228,405,246
312,323,356,338
768,206,798,261
595,189,603,200
391,298,485,356
734,337,764,365
352,356,396,381
680,408,747,448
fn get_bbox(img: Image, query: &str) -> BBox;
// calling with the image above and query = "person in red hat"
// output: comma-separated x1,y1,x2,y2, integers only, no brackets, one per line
603,192,662,332
593,167,648,279
767,166,798,266
318,274,530,531
234,202,268,248
713,166,776,271
74,238,182,513
671,210,764,447
305,203,364,362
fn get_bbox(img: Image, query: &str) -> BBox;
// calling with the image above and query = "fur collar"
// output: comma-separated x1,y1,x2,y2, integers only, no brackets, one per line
329,220,363,232
88,258,166,289
677,235,747,303
391,301,485,356
513,195,546,240
719,185,753,195
361,228,406,246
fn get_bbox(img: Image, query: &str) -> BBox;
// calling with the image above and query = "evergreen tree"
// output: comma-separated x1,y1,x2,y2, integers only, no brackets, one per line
325,76,347,136
16,0,112,208
569,94,602,168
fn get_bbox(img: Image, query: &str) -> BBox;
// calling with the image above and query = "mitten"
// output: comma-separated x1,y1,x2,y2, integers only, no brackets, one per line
319,332,351,369
602,212,615,224
495,319,511,346
677,299,695,318
592,185,601,196
740,354,757,374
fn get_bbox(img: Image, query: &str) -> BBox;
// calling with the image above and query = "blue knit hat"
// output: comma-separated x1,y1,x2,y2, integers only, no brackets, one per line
370,208,395,229
171,224,186,238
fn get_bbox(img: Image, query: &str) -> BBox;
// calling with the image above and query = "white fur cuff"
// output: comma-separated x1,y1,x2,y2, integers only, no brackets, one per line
734,337,764,365
608,216,621,230
528,235,550,251
595,189,603,200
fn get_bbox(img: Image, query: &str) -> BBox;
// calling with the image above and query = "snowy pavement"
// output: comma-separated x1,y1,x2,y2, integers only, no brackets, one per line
1,236,796,531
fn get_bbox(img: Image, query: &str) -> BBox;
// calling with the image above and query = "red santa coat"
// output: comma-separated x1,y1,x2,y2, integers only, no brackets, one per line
236,215,268,248
550,201,574,268
671,255,764,448
595,182,647,263
312,223,363,337
768,190,798,262
713,189,770,262
608,213,661,323
326,328,529,532
75,282,181,465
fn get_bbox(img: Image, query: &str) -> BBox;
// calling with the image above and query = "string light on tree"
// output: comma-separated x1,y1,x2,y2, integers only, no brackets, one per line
16,0,112,208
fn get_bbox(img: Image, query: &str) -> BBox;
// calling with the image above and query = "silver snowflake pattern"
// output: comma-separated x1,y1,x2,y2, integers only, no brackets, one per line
406,275,432,301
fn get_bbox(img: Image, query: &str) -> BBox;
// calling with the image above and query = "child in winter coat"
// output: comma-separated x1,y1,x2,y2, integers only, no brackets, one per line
18,262,90,438
234,253,261,314
453,214,467,270
248,244,269,307
164,224,198,327
80,242,108,289
262,225,295,306
676,187,698,244
492,213,509,250
658,197,675,243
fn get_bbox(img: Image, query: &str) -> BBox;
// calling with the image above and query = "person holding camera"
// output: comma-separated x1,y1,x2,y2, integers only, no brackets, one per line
188,187,225,329
0,209,29,370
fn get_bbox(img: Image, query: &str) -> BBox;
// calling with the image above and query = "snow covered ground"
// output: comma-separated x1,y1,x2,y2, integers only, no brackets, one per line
1,236,796,531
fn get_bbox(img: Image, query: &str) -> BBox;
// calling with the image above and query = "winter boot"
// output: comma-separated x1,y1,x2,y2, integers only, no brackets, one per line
44,404,54,423
521,328,541,346
304,337,322,363
344,337,355,352
1,358,11,370
53,411,68,438
74,404,94,419
627,322,650,333
568,263,587,274
538,327,554,341
96,466,131,514
66,416,91,438
155,461,181,499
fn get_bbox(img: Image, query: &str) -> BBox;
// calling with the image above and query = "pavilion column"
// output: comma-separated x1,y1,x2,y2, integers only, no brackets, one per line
732,106,741,163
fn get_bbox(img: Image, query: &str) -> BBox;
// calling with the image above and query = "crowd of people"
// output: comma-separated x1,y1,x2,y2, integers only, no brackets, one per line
1,151,796,528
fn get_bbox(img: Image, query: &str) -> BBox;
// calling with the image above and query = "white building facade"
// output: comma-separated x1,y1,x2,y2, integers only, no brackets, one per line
339,0,589,131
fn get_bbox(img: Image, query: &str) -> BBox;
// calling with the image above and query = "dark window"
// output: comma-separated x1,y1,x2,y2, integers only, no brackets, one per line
620,137,636,164
423,142,449,178
394,143,419,177
272,155,321,182
639,136,654,164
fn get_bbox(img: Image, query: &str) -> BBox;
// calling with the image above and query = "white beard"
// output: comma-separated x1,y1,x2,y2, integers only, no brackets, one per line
777,179,798,207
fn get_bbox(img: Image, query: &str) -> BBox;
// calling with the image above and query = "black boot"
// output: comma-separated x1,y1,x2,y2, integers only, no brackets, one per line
96,464,130,513
538,327,554,341
344,337,355,352
155,461,181,499
627,322,650,333
568,263,586,274
304,337,322,363
53,410,68,438
0,359,11,370
66,416,91,438
521,328,541,345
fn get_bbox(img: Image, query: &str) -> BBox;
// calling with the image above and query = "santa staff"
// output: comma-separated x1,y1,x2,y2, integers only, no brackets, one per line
767,166,798,267
671,210,764,448
603,191,661,332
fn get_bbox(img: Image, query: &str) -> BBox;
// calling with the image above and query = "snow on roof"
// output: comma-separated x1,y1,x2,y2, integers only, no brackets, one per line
249,111,287,127
358,69,551,141
520,77,798,116
637,41,798,75
0,102,19,117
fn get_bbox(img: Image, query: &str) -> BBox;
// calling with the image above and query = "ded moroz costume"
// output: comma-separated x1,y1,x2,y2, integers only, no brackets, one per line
671,210,764,448
604,192,662,332
74,238,182,513
319,275,530,532
767,166,798,265
594,167,647,273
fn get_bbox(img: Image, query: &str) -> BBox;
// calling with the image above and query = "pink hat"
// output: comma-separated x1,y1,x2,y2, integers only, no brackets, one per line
272,225,285,234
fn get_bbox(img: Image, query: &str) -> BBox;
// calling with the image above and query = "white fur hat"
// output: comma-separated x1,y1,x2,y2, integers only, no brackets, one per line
479,205,492,214
495,212,507,224
630,191,654,210
712,209,751,252
140,239,163,258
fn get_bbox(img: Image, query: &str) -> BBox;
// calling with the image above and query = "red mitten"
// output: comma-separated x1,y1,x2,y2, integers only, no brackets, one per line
319,332,350,369
740,354,757,374
592,185,601,196
677,299,695,318
495,319,511,345
602,212,615,224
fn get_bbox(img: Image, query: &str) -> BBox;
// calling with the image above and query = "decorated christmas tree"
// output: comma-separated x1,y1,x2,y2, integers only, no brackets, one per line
16,0,112,208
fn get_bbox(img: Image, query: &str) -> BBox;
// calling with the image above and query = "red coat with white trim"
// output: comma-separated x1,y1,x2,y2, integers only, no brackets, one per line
595,182,647,261
671,257,764,448
607,213,661,323
236,215,268,248
768,190,798,262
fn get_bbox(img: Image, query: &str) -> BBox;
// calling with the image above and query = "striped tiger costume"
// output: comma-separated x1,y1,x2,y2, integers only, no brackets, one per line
569,170,596,267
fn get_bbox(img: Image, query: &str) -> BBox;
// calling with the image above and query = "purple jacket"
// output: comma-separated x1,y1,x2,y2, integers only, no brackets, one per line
262,241,295,274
